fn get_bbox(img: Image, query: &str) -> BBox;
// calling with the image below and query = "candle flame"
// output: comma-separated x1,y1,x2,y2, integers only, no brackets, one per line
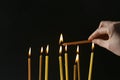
76,45,79,53
59,33,63,44
65,45,67,52
92,43,95,50
59,46,62,54
40,47,43,54
28,47,31,57
46,45,49,54
75,54,79,62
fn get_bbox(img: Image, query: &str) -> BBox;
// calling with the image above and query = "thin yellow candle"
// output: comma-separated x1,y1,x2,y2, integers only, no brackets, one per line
65,45,69,80
76,45,80,80
73,54,78,80
59,46,64,80
28,47,31,80
73,64,77,80
39,47,43,80
45,45,49,80
59,33,64,80
88,43,95,80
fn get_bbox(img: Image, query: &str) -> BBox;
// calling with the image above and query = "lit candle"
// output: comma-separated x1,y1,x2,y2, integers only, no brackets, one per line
59,33,64,80
39,47,43,80
76,45,80,80
45,45,49,80
73,54,78,80
65,45,69,80
59,46,64,80
88,43,94,80
73,64,77,80
28,47,31,80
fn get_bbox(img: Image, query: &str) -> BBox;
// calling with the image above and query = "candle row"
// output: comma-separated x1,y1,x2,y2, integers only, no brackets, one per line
59,34,80,80
27,45,49,80
27,33,95,80
59,34,95,80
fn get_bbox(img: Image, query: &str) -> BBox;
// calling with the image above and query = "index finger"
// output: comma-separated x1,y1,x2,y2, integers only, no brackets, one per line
88,27,108,41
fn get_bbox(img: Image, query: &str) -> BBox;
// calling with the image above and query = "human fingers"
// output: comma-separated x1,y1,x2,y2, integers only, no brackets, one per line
98,21,113,28
92,39,108,49
88,27,108,41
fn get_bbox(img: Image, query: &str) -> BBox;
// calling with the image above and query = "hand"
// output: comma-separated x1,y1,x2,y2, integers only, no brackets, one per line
88,21,120,56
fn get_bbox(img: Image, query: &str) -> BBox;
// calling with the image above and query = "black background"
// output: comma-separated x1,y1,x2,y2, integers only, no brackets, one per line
0,0,120,80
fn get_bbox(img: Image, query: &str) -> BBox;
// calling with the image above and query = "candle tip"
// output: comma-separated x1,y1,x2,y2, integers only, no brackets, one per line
65,45,67,52
59,46,62,54
46,45,49,54
76,45,79,53
75,54,79,62
28,47,31,56
92,43,95,50
59,33,63,44
40,47,43,54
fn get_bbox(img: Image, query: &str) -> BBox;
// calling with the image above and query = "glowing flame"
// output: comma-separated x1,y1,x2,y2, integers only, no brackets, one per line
76,45,79,53
40,47,43,54
46,45,49,54
59,33,63,44
59,46,62,54
65,45,67,52
75,54,79,62
92,43,95,50
28,47,31,56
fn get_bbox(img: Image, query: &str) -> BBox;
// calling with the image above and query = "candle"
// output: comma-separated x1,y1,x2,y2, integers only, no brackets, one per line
59,33,64,80
65,45,69,80
73,54,78,80
28,47,31,80
39,47,43,80
88,43,94,80
45,45,49,80
59,46,64,80
73,64,77,80
62,40,91,46
76,45,80,80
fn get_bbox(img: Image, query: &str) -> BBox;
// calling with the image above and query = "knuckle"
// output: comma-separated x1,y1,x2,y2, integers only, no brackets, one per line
100,21,105,24
99,21,106,28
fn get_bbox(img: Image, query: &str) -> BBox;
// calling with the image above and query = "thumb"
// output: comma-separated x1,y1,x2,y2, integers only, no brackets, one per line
92,39,108,49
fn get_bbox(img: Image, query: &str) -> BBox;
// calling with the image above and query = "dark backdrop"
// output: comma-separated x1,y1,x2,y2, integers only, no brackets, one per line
0,0,120,80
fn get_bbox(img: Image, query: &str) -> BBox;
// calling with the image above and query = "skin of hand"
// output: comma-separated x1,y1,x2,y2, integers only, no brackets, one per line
88,21,120,56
